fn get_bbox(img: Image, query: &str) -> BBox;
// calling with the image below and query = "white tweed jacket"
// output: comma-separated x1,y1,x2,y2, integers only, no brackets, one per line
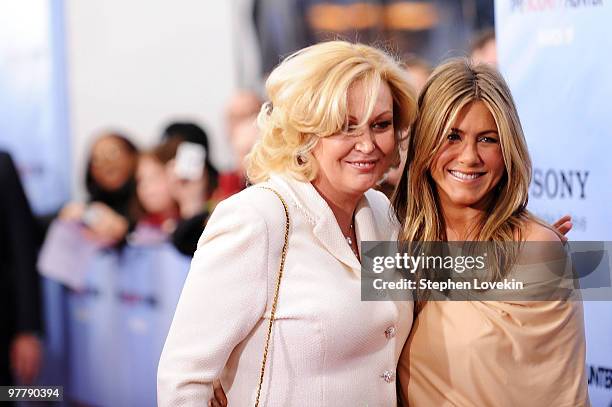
157,174,413,406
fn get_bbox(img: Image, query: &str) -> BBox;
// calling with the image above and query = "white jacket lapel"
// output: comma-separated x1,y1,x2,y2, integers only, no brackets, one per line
354,193,383,251
269,175,386,272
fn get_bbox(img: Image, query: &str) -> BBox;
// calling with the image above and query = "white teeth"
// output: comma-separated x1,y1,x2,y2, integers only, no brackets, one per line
449,170,483,180
350,161,375,167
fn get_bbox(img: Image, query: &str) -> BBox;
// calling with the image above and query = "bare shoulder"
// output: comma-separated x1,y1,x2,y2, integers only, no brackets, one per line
523,219,562,242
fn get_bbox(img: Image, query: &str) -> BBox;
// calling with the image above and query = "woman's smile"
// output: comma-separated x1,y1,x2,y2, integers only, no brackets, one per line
345,158,380,172
446,169,487,182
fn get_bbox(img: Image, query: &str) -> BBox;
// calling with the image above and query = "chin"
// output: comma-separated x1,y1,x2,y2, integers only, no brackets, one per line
446,191,490,207
355,175,382,191
344,181,374,196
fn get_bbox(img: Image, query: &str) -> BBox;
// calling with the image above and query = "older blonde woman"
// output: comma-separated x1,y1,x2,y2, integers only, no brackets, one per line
393,59,589,406
157,41,417,406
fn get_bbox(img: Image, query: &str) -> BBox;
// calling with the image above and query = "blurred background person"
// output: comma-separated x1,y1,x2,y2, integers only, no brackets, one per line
402,55,433,93
132,145,181,242
161,122,220,256
225,90,264,137
229,119,261,178
378,56,433,198
57,132,139,247
0,151,42,385
213,90,264,200
470,27,497,67
38,132,139,290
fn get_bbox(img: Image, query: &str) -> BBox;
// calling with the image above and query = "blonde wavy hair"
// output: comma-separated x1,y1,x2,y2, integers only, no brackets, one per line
247,40,417,183
393,58,542,244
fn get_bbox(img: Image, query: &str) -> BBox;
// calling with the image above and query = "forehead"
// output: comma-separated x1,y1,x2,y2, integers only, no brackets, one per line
452,100,497,130
93,137,127,154
227,93,261,116
346,80,393,116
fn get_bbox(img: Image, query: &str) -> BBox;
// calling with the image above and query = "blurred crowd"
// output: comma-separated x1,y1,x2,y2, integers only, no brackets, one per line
1,89,265,390
1,1,496,401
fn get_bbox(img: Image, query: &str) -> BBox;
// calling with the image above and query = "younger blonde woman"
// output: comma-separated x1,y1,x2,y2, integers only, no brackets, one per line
393,59,589,407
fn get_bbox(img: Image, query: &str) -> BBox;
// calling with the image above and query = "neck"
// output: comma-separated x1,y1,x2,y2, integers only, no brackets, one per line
440,203,487,241
312,180,360,233
437,188,497,241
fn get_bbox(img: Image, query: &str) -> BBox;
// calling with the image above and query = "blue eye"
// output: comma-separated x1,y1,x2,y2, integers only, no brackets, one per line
478,135,498,143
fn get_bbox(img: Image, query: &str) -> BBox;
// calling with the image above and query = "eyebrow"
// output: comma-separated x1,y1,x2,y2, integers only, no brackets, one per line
348,111,393,122
450,127,498,136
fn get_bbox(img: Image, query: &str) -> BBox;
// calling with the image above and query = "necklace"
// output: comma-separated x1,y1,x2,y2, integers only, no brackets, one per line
345,236,353,245
345,223,354,245
345,223,359,258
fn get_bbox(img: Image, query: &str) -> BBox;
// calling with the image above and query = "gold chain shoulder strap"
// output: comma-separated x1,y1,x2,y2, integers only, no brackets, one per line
254,187,290,407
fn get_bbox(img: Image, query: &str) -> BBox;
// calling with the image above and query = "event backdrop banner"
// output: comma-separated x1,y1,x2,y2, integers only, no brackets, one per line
0,0,70,214
496,1,612,405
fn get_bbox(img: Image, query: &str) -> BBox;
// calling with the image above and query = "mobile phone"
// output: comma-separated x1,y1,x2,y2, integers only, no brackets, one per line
81,205,100,227
174,142,206,180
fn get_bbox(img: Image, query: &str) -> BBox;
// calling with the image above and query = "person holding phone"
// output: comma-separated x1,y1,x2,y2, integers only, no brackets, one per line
161,123,219,256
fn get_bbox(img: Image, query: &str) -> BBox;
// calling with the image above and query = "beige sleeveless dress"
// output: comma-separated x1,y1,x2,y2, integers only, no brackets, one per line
398,298,590,406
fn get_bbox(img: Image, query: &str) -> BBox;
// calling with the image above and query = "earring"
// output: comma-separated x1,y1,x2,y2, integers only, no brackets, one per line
264,101,273,115
296,153,307,165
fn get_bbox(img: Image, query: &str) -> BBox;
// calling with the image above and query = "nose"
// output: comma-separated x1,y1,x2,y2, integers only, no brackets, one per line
354,129,376,154
457,139,481,166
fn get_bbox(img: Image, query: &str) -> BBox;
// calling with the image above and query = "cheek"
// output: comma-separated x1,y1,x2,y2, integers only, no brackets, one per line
431,148,450,177
119,156,136,176
92,166,119,188
140,180,172,210
90,166,103,181
154,177,172,199
138,179,155,199
379,133,396,156
137,184,154,209
483,148,505,178
313,140,352,168
138,170,166,197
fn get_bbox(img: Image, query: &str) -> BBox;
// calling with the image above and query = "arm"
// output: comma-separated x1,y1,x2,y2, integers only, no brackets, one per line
170,212,209,257
157,193,269,406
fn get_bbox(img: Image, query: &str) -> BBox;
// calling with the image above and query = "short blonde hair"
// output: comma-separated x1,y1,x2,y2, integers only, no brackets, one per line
247,40,417,183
